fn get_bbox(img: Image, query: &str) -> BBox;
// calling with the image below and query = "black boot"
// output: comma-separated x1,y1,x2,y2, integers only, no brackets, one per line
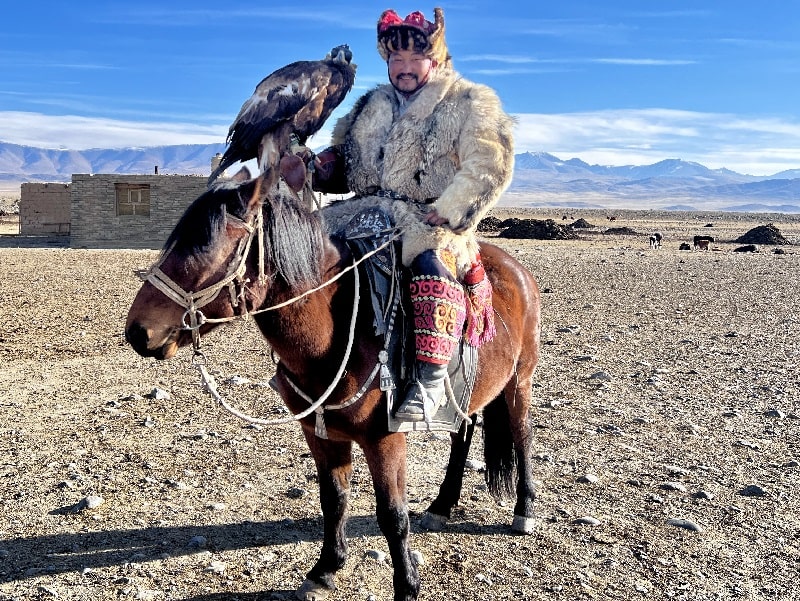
395,362,449,422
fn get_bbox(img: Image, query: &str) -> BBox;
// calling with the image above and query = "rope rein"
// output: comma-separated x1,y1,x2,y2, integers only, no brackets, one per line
142,207,402,430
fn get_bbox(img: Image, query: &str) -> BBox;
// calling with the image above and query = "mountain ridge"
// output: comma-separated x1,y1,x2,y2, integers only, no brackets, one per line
2,143,799,211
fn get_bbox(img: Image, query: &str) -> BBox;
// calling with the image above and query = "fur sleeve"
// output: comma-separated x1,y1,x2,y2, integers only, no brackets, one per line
433,84,515,232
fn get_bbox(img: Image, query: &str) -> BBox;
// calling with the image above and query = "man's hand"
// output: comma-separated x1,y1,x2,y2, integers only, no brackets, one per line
279,154,308,192
425,207,469,233
424,208,450,227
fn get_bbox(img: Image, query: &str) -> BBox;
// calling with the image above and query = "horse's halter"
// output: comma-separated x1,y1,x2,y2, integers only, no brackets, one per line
143,208,266,350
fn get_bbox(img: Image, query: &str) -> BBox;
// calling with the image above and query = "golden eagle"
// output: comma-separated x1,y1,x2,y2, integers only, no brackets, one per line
208,44,356,186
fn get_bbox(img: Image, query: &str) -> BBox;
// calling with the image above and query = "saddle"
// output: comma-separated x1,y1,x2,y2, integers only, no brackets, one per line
342,207,477,433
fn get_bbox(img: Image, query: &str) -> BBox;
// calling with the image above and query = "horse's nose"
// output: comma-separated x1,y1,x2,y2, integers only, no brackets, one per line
125,321,151,352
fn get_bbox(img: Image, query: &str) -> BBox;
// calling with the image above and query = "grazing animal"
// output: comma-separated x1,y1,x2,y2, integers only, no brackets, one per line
693,234,714,250
649,231,663,249
607,215,617,221
125,168,541,601
208,45,356,185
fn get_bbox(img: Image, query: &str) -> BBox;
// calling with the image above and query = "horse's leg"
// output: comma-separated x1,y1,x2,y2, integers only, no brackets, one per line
420,414,478,531
363,433,420,601
296,436,353,601
506,371,537,534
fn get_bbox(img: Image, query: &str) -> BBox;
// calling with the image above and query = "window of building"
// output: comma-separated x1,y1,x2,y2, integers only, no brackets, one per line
115,183,151,216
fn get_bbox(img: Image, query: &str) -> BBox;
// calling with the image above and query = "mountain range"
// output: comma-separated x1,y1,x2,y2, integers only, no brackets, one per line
2,142,799,212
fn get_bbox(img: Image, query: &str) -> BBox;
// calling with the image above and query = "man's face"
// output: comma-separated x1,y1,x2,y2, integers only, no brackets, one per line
388,49,436,94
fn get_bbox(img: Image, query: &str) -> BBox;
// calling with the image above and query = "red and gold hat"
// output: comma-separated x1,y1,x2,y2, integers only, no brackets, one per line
377,7,450,67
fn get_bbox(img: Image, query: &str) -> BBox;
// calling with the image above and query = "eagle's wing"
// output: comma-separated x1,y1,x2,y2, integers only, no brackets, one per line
209,56,355,185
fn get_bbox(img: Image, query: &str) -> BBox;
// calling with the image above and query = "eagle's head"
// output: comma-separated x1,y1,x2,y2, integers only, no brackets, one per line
326,44,353,64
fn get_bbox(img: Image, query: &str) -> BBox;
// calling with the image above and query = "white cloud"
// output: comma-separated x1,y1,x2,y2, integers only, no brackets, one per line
0,111,226,150
512,109,800,175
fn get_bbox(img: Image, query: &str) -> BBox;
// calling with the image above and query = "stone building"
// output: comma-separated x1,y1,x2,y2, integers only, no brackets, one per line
19,182,71,235
69,174,207,249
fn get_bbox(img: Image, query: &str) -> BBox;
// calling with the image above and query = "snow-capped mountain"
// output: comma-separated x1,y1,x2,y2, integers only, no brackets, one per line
2,143,798,211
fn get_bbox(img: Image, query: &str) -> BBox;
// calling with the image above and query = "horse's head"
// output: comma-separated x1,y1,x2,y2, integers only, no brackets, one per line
125,165,328,360
125,167,270,359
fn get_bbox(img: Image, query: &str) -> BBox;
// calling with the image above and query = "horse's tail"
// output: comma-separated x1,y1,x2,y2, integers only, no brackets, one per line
482,393,517,500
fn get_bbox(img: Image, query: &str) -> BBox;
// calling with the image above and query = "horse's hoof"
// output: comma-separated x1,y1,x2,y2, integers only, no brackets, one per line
512,514,536,535
419,511,448,531
295,578,332,601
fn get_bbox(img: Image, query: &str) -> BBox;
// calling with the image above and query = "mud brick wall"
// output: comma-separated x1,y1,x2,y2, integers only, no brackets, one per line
19,182,71,235
70,174,207,249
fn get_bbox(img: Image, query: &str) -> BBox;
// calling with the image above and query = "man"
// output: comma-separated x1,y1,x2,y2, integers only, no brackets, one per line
313,7,515,421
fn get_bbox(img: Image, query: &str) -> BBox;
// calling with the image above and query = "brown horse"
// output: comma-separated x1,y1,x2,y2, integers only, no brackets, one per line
124,169,541,601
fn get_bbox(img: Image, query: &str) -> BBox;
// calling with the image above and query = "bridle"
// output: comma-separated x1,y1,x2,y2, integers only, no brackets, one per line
140,203,402,435
144,210,266,350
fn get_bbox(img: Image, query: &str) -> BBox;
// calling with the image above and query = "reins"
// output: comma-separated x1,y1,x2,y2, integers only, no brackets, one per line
141,206,402,431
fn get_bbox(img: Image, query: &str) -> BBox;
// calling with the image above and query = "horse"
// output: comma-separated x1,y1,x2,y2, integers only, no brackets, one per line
124,168,541,601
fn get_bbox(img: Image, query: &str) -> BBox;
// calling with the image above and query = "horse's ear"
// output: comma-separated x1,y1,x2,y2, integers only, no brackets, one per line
241,167,278,213
230,166,252,183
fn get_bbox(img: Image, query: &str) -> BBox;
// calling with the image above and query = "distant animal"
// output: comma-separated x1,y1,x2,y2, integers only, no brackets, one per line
694,235,714,250
649,231,663,249
679,242,691,251
607,215,618,221
208,45,356,185
734,244,759,253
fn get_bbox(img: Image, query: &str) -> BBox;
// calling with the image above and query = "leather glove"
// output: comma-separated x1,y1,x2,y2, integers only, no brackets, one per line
279,154,307,192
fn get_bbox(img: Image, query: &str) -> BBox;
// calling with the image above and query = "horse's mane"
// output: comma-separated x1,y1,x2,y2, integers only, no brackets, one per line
163,181,325,294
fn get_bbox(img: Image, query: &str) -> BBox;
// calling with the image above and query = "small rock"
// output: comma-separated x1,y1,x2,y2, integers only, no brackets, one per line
693,490,714,500
187,535,207,549
475,573,492,585
147,388,170,400
75,495,104,511
142,417,156,428
734,440,759,450
410,549,425,566
465,459,486,472
578,474,599,484
573,516,601,526
739,484,767,497
666,518,703,532
660,482,687,492
206,560,226,574
208,502,227,511
365,549,387,563
764,409,786,419
225,375,251,386
589,371,612,381
286,487,308,499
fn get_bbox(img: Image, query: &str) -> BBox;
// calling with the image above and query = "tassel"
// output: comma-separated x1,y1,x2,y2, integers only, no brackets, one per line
464,259,496,347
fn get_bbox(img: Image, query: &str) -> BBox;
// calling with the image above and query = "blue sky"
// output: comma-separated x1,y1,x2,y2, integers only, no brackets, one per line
1,1,799,176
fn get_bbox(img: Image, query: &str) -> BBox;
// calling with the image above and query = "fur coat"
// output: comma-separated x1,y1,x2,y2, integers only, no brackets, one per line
321,67,515,274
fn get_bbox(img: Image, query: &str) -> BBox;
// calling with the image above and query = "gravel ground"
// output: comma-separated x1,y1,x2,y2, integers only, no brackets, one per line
0,209,798,601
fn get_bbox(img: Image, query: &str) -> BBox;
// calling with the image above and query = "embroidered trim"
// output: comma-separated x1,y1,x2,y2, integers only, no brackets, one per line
410,275,466,364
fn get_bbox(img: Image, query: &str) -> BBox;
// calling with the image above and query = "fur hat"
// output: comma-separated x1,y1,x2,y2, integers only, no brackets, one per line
377,8,450,68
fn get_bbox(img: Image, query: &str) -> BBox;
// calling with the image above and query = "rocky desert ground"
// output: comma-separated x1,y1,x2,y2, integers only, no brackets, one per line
0,200,798,601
